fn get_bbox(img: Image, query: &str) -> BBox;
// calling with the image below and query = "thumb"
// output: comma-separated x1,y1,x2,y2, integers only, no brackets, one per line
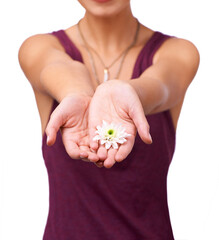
129,102,152,144
45,108,64,146
89,119,99,152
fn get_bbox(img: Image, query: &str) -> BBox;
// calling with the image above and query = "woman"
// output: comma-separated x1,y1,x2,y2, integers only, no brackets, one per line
19,0,199,239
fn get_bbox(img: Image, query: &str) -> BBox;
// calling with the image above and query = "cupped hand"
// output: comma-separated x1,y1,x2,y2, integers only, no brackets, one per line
45,94,99,163
88,80,152,168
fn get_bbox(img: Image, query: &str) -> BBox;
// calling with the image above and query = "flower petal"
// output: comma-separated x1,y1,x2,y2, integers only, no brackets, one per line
117,138,127,144
93,135,101,141
100,139,107,145
112,142,118,149
105,141,112,149
102,120,108,127
92,120,131,149
97,125,102,131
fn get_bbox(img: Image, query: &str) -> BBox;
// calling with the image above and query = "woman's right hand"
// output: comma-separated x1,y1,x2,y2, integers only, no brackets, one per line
45,94,99,163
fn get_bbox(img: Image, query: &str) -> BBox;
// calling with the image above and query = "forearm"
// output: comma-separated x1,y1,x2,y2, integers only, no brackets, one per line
40,60,94,102
127,38,200,115
128,77,170,115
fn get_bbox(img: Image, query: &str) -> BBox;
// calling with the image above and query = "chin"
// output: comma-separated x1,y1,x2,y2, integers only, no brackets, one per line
92,0,112,3
78,0,131,18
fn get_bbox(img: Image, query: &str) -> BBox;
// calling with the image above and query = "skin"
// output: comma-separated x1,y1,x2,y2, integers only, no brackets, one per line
18,0,200,168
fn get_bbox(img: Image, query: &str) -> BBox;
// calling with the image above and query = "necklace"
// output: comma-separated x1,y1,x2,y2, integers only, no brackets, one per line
77,19,140,83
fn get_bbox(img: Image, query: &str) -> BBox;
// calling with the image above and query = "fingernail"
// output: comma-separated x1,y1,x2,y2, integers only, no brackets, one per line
47,136,50,144
149,134,153,143
80,152,87,158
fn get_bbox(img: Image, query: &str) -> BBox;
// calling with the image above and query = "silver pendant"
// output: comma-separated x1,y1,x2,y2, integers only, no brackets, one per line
104,68,109,82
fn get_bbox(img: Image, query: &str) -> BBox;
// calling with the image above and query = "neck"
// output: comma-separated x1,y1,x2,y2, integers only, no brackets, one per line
79,9,137,55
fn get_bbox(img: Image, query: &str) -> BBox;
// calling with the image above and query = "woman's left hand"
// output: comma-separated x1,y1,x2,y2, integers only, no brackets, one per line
88,80,152,168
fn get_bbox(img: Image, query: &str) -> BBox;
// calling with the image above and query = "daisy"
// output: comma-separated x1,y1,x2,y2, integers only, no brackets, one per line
93,120,131,149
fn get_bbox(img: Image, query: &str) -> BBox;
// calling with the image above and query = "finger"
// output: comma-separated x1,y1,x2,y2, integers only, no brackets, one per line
89,124,99,151
94,161,104,168
115,137,135,162
129,102,152,144
97,145,108,161
80,158,91,162
63,141,81,159
87,151,99,162
89,118,103,151
79,154,99,163
79,146,99,162
45,109,64,146
103,148,117,169
79,146,90,159
79,151,89,159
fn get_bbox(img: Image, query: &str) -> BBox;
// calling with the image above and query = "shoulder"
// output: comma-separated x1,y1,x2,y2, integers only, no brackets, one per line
18,32,65,70
154,36,200,73
19,32,64,53
139,25,200,75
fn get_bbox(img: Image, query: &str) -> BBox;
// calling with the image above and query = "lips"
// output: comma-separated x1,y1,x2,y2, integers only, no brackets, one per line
92,0,112,3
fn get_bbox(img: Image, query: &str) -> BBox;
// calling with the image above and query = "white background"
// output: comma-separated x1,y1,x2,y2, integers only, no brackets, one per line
1,0,219,239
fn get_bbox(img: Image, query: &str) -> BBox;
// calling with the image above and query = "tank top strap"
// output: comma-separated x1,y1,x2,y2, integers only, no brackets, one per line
50,30,83,62
146,31,172,65
132,31,172,78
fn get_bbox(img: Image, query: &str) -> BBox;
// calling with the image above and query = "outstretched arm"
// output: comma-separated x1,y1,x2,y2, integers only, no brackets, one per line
88,38,199,168
19,34,94,101
18,33,99,162
129,38,200,117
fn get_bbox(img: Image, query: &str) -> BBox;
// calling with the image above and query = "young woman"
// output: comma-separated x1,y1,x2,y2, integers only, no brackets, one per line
19,0,199,239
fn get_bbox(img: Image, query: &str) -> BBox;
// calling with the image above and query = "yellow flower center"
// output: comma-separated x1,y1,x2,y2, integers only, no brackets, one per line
108,129,114,135
105,128,116,140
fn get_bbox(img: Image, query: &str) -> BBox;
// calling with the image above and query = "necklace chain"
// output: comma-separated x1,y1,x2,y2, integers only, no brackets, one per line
77,19,140,83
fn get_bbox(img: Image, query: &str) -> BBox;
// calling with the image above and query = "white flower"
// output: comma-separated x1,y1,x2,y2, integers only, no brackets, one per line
93,120,131,149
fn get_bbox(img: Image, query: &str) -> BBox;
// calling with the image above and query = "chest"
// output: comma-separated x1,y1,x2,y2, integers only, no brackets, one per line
77,44,146,88
65,27,154,88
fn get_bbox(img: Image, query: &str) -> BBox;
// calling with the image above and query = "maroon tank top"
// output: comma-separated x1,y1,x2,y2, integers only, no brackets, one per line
42,30,176,240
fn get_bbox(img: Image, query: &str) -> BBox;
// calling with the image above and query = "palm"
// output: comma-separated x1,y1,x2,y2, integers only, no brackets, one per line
61,99,89,158
89,80,152,168
46,95,98,162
